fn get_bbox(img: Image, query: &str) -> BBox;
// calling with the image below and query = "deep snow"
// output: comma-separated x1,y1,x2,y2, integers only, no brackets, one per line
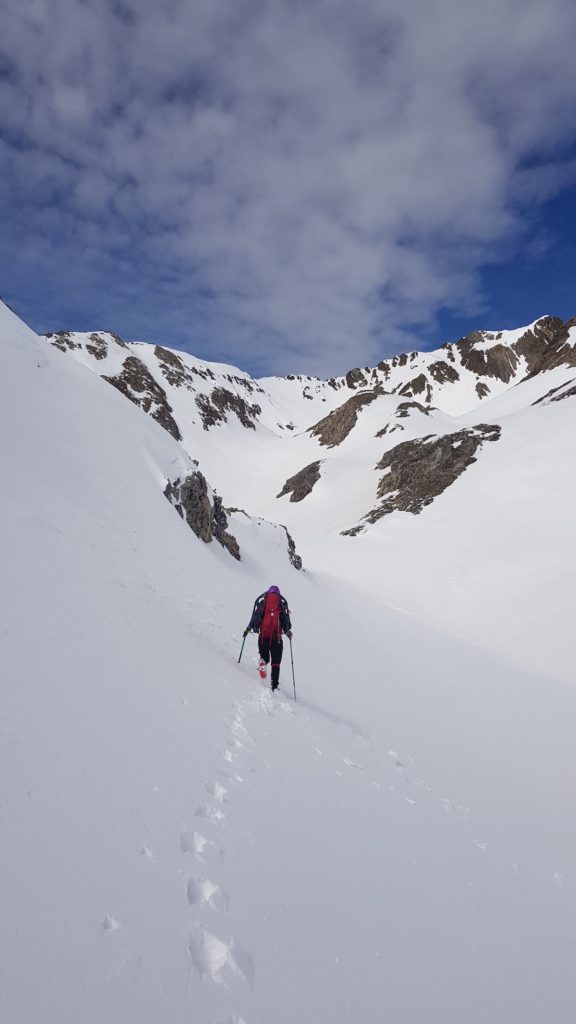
2,302,576,1023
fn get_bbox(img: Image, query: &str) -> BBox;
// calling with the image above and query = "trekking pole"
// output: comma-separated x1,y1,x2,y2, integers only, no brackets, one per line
238,633,247,663
289,636,296,700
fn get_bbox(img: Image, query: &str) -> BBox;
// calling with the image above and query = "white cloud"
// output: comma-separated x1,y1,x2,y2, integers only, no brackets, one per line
2,0,576,373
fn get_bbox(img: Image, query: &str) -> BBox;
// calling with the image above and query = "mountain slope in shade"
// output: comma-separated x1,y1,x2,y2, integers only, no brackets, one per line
2,300,576,1023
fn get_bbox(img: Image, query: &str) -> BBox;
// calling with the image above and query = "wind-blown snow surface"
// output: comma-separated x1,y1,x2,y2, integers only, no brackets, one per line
2,303,576,1023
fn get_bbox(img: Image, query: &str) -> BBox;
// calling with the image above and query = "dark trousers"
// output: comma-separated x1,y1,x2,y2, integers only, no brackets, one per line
258,635,283,685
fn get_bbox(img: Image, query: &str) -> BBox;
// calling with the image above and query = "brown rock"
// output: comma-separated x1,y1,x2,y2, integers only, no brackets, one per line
196,387,261,430
103,356,182,441
458,336,519,382
523,317,576,376
343,423,501,530
155,346,196,389
428,360,460,385
45,331,81,353
309,389,381,447
277,461,322,502
345,368,368,389
165,471,240,560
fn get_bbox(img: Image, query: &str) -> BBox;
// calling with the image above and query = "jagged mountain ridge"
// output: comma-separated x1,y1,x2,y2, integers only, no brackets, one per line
45,313,576,436
7,296,576,671
43,313,576,538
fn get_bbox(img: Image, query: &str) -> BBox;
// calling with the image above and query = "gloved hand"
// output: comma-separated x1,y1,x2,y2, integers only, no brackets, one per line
287,630,293,639
243,628,249,637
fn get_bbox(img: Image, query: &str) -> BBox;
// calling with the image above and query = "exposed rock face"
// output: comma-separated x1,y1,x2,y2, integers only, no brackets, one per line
86,333,110,360
283,527,303,570
154,346,264,400
448,317,571,386
164,471,240,559
212,495,241,560
475,381,490,399
395,400,431,419
196,387,262,430
345,368,368,389
375,422,404,437
277,461,322,502
342,424,501,532
428,360,460,385
375,400,430,438
512,316,564,372
524,318,576,376
155,346,196,389
45,331,81,353
397,374,433,402
46,330,128,356
459,336,519,383
103,356,182,441
309,389,381,447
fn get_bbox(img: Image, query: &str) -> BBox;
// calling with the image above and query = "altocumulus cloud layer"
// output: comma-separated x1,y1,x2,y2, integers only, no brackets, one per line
2,0,576,374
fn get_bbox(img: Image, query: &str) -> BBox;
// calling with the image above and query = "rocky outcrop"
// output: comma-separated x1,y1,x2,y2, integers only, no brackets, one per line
375,422,404,437
284,527,303,570
396,374,433,403
449,317,573,387
512,316,564,373
458,335,519,383
196,387,261,430
523,318,576,376
395,400,431,419
212,495,241,560
103,356,182,440
86,333,111,360
345,368,368,389
342,424,501,532
375,400,430,438
309,389,381,447
155,346,196,389
164,470,240,559
428,360,460,385
277,461,322,502
45,331,81,353
376,351,417,382
46,330,128,357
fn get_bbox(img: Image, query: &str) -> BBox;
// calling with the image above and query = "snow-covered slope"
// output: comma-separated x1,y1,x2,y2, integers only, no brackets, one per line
3,301,576,1023
44,312,576,681
45,312,576,432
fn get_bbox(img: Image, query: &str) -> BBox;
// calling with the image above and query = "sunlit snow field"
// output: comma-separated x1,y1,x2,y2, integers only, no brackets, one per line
2,302,576,1024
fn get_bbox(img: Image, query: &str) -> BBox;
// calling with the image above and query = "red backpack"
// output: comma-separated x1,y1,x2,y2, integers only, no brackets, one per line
260,591,281,639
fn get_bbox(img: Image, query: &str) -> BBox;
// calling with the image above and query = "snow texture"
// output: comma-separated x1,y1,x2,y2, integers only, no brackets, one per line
2,301,576,1023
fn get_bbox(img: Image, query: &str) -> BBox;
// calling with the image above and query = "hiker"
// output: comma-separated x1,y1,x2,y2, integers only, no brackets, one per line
244,585,292,690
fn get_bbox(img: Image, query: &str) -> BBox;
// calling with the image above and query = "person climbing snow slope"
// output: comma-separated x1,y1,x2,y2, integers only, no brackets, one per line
244,585,292,690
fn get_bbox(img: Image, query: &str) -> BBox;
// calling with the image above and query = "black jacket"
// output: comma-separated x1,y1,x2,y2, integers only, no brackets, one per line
248,591,291,635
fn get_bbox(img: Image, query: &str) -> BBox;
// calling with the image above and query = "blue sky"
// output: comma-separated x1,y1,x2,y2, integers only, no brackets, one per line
1,0,576,376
